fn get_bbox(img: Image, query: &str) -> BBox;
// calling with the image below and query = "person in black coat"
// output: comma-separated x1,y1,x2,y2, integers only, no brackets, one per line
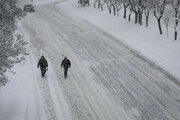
61,57,71,79
37,56,48,78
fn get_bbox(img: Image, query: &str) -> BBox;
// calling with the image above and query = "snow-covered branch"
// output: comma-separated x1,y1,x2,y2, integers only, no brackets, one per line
0,0,28,86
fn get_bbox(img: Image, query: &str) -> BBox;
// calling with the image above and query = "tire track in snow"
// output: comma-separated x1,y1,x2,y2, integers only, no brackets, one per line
22,22,59,120
38,77,58,120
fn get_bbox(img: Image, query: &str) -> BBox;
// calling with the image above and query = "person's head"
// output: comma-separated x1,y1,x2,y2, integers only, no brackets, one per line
41,56,45,59
64,57,67,59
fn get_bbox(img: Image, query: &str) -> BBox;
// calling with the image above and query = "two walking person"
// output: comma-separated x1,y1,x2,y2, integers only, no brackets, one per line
37,56,71,79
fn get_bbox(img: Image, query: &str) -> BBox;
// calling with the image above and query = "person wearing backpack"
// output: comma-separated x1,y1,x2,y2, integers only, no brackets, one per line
61,57,71,79
37,56,48,78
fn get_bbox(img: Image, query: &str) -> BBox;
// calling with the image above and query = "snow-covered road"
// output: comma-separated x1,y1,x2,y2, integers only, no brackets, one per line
20,1,180,120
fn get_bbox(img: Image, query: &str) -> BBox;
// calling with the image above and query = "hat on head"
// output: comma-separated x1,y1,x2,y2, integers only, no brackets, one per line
41,56,45,59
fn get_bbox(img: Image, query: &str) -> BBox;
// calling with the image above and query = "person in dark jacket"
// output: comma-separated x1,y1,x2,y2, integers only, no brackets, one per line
61,57,71,79
37,56,48,78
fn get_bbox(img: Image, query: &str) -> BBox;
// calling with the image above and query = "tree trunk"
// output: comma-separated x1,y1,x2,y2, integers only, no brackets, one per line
139,11,142,25
175,30,177,40
108,8,111,14
145,12,149,27
98,3,100,9
146,16,149,27
113,5,116,15
128,11,132,22
100,5,103,11
166,24,168,38
94,3,96,8
123,8,127,19
174,19,178,40
158,18,162,35
123,4,128,19
135,12,138,24
174,11,179,40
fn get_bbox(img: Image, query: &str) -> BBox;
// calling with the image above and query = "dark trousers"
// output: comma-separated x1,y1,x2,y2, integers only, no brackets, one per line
64,67,68,79
41,67,46,77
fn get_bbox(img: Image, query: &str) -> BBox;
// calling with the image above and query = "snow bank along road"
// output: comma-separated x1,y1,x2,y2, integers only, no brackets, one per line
22,1,180,120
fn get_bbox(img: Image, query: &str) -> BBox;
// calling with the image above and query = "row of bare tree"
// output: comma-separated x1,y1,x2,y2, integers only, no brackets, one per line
0,0,28,86
94,0,180,40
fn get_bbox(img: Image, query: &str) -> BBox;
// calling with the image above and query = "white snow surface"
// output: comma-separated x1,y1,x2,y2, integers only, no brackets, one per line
0,0,180,120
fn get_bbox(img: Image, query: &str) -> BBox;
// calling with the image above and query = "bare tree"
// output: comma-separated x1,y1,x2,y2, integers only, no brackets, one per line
128,0,134,21
153,0,167,35
118,0,129,19
94,0,99,8
112,0,117,15
164,13,170,37
111,0,122,15
129,0,144,25
94,0,105,11
105,0,113,14
143,0,153,27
